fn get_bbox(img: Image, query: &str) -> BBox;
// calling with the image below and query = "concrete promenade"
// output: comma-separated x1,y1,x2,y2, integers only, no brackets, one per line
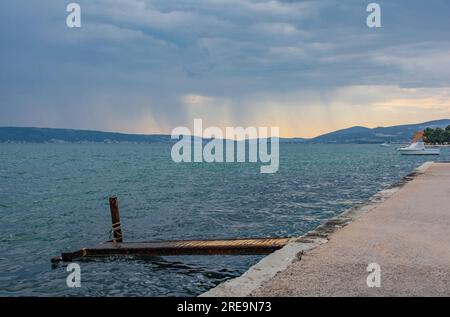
203,162,450,297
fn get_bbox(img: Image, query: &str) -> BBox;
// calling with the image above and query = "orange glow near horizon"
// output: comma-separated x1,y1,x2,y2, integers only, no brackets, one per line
127,115,450,139
99,85,450,139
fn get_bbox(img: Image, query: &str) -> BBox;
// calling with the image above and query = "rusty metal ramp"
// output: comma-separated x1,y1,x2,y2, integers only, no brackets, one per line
54,238,292,262
51,198,291,263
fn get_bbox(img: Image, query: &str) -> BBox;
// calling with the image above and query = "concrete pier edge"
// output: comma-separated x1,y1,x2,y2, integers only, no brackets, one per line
200,161,435,297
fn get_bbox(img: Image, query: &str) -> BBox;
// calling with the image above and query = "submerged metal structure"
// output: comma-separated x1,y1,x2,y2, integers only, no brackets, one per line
51,197,290,263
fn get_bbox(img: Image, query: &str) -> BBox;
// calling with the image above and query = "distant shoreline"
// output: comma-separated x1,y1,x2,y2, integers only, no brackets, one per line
1,141,450,146
1,119,450,144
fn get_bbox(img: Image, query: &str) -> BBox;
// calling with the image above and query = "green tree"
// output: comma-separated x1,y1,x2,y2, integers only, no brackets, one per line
444,130,450,144
423,127,433,143
423,127,450,144
432,128,445,144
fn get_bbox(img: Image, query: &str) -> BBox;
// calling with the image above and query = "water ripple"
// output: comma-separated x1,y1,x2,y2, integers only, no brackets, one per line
0,143,448,296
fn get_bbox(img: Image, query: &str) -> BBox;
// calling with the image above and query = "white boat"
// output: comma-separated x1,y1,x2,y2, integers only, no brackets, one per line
397,141,440,155
380,142,390,147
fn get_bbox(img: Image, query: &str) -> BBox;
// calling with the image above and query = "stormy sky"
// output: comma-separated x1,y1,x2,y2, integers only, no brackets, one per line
1,0,449,137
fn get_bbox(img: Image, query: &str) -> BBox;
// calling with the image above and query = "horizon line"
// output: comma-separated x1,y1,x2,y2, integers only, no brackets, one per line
1,118,450,139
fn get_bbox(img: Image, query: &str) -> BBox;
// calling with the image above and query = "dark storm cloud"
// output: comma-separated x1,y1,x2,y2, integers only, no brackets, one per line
0,0,449,133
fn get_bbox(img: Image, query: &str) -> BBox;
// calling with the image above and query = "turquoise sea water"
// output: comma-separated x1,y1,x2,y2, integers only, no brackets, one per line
0,143,449,296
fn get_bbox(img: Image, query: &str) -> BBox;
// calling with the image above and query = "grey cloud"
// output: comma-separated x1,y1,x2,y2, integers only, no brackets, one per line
0,0,449,131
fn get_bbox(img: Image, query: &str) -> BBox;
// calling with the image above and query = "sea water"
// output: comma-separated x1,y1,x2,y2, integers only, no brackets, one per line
0,143,448,296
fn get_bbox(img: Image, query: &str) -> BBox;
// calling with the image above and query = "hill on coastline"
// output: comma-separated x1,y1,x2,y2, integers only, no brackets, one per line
1,119,450,144
305,119,450,144
0,127,171,144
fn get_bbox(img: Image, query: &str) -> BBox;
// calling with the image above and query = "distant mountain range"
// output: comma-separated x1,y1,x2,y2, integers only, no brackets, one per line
1,119,450,144
303,119,450,144
0,127,171,144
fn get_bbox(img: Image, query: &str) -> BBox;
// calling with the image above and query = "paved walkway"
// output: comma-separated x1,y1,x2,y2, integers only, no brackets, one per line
252,162,450,296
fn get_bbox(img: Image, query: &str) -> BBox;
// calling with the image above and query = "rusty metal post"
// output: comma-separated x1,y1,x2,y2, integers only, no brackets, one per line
109,197,123,243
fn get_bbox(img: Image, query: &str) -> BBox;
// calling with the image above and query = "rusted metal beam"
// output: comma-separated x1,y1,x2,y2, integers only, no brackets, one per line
52,238,291,262
109,197,123,243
